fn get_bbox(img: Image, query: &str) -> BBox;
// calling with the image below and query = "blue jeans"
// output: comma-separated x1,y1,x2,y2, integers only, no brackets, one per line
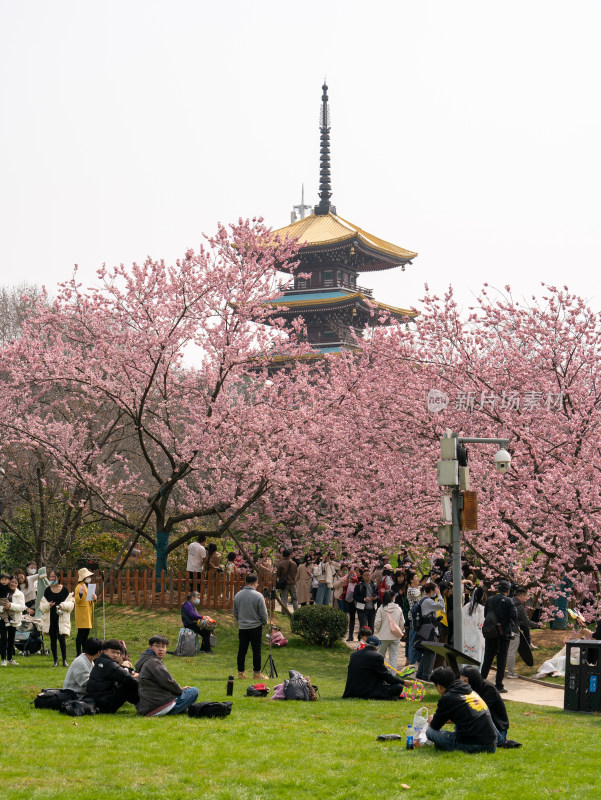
426,727,496,753
315,584,331,605
408,625,421,665
167,687,199,715
496,727,507,746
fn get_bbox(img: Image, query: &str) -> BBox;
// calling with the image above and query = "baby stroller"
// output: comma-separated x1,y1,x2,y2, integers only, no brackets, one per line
14,617,48,656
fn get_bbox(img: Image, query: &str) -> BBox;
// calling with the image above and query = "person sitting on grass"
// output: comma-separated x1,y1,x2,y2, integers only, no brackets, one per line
459,666,521,748
62,636,103,697
135,635,199,717
181,592,213,653
425,666,497,753
342,636,413,700
86,639,140,713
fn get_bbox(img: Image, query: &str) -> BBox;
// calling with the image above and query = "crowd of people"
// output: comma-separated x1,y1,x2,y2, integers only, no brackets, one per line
3,545,543,751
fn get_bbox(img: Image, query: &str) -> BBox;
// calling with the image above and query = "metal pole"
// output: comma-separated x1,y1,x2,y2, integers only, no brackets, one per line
451,486,463,653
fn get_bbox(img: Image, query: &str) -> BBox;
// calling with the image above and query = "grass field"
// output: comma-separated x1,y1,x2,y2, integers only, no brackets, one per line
1,606,599,800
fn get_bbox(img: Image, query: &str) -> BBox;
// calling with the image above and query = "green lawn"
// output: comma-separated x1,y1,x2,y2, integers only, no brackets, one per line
1,606,599,799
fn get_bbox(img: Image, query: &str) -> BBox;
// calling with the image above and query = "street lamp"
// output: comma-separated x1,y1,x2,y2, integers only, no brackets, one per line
436,431,511,654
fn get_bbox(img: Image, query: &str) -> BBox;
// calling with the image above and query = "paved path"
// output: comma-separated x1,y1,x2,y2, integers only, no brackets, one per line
342,639,564,708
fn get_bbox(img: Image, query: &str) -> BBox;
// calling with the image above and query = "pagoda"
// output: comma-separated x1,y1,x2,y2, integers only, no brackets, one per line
266,83,418,352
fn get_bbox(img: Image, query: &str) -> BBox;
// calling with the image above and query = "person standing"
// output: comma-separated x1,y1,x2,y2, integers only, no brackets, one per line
40,569,74,667
481,580,518,693
0,575,26,666
296,556,313,607
506,586,533,678
414,582,446,681
353,569,377,632
462,586,486,666
233,573,268,680
74,567,97,656
313,553,335,605
276,550,298,612
406,572,423,666
186,533,207,591
374,590,405,669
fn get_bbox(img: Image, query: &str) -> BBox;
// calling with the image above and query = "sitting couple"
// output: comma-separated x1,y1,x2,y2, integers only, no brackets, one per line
64,635,198,716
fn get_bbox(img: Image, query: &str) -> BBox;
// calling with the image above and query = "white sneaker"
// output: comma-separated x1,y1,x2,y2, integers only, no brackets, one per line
7,659,19,665
0,660,7,666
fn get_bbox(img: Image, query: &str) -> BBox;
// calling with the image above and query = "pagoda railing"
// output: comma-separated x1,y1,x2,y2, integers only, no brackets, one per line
278,279,373,297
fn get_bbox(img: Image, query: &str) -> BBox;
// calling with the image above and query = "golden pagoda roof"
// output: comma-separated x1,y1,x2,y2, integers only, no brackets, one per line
265,289,418,319
272,212,418,264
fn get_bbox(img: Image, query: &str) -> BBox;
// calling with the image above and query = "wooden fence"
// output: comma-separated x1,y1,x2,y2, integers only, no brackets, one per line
62,570,274,611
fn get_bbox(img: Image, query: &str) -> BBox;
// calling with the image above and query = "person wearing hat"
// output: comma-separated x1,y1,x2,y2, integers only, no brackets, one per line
480,580,517,693
74,568,97,656
342,635,412,700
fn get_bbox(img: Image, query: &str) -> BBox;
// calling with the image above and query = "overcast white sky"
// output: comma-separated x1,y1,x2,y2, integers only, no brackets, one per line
1,0,600,313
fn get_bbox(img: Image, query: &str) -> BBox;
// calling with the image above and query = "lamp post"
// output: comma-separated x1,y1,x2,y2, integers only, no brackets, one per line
437,432,511,654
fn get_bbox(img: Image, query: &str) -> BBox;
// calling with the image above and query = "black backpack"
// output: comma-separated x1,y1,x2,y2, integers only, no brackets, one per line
411,598,427,632
284,670,311,701
33,688,76,711
187,701,233,718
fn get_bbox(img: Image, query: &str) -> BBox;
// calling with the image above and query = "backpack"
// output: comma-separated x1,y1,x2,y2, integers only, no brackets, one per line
246,684,270,697
482,608,501,639
187,701,233,718
411,598,426,632
33,688,76,711
174,627,198,657
60,699,98,717
284,670,311,701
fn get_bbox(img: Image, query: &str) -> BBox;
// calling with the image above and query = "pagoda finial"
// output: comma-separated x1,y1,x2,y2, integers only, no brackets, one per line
315,81,335,215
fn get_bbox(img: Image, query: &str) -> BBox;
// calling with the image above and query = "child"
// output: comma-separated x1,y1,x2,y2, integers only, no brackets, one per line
356,626,373,650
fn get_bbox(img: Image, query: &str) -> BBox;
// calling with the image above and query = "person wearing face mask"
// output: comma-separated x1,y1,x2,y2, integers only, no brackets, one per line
1,575,26,665
180,591,213,653
40,569,75,667
23,562,38,611
74,568,98,656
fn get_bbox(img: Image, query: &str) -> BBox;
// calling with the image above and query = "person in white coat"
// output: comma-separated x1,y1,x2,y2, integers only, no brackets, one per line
374,590,405,669
1,575,26,665
40,569,75,667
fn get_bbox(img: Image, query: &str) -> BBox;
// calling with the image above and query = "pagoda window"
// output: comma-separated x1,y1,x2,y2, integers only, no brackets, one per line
337,270,342,286
295,277,309,289
323,270,334,288
350,274,356,287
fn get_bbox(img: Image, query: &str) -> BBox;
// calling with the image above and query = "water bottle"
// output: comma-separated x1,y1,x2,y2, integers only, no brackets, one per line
406,724,414,750
226,675,234,696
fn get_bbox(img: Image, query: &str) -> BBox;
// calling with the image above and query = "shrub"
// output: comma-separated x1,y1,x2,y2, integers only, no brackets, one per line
290,604,347,647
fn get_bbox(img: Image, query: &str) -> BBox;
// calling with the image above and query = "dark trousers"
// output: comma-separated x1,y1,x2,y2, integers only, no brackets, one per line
187,571,202,593
357,608,376,632
93,682,140,714
0,620,16,661
416,645,436,680
481,636,510,688
347,602,356,639
76,628,90,656
185,622,212,652
237,625,262,673
49,617,67,662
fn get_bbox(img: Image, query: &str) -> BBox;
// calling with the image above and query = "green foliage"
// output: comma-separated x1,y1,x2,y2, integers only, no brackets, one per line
290,604,347,647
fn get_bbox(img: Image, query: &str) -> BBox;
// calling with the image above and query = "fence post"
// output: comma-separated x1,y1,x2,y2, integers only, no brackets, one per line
117,570,123,604
149,570,155,606
168,571,174,607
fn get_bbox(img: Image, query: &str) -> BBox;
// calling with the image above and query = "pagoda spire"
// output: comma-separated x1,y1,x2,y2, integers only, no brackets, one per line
315,81,336,216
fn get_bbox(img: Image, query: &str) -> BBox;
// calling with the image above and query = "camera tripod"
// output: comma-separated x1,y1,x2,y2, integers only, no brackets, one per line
262,587,278,678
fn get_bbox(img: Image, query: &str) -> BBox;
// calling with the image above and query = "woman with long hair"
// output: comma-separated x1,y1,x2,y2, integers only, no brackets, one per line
40,569,74,667
461,585,486,666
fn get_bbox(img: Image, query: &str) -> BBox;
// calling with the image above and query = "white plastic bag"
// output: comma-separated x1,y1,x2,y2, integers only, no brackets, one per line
412,706,428,736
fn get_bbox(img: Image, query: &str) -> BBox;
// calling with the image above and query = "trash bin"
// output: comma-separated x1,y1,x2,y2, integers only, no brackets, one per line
564,639,601,712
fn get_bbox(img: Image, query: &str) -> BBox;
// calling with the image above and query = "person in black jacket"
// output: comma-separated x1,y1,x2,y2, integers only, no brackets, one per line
342,636,411,700
85,639,139,713
480,580,518,692
426,666,497,753
459,666,521,748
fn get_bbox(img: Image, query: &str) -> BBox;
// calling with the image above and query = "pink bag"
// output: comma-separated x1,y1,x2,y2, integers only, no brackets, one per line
270,631,288,647
385,610,404,639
